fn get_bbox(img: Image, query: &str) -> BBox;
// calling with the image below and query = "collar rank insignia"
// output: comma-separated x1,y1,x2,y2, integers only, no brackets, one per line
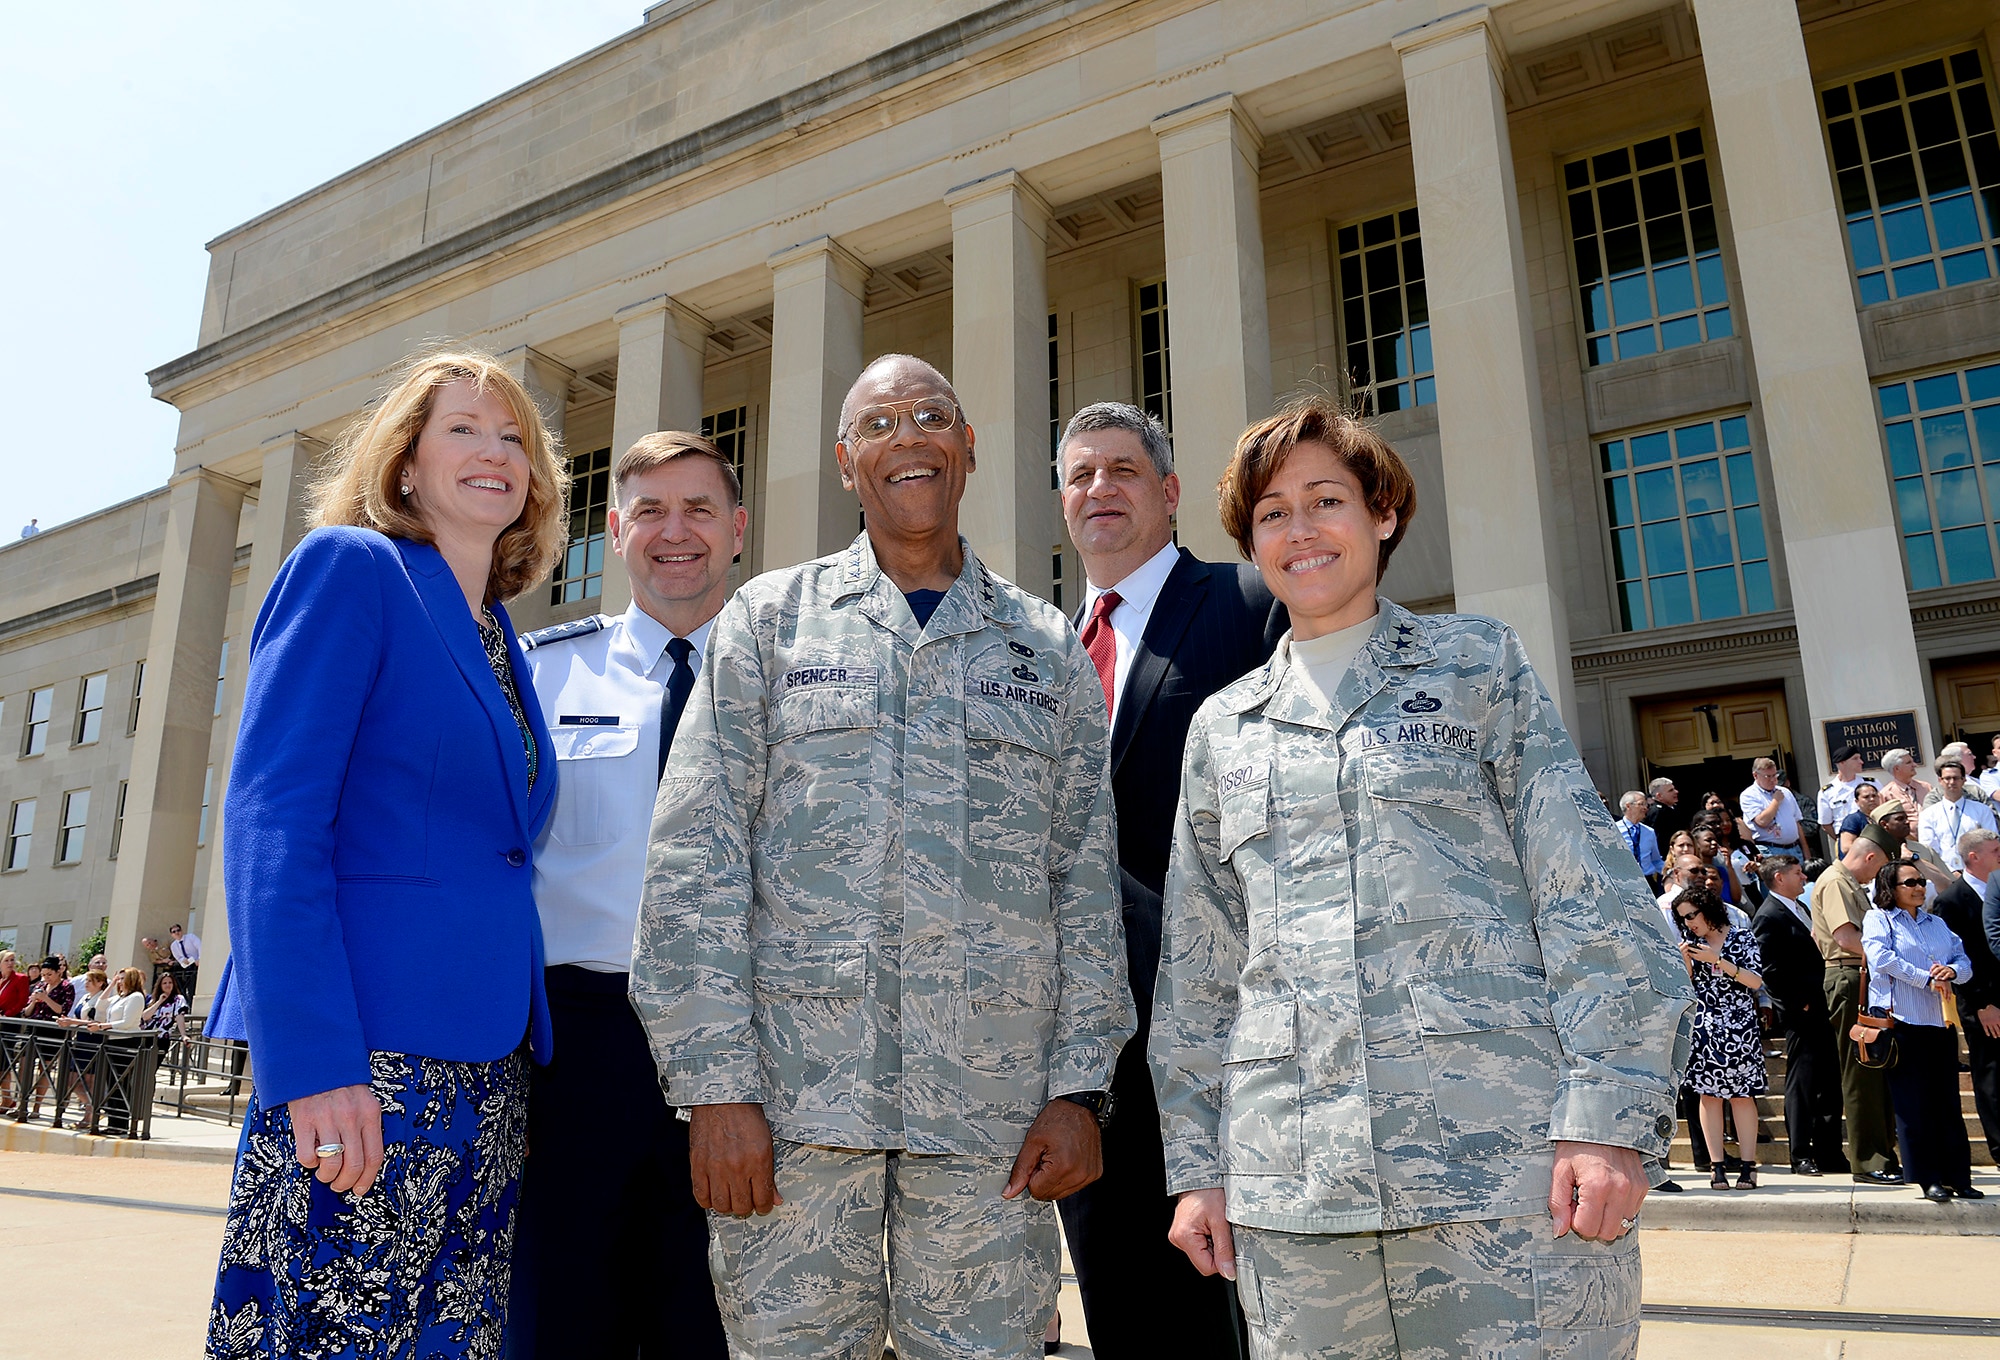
1008,640,1035,659
1391,622,1416,650
1012,663,1039,683
1400,690,1443,714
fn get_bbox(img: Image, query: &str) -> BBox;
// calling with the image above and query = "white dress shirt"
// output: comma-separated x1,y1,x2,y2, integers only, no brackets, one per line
1080,540,1180,712
1768,891,1812,934
1918,794,1998,872
170,933,201,965
1818,776,1862,831
526,603,716,972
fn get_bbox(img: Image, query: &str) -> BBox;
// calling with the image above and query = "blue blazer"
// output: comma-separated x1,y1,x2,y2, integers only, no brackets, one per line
210,527,557,1108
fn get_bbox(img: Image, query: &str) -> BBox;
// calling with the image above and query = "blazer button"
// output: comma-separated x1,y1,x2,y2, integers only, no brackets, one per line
505,848,527,868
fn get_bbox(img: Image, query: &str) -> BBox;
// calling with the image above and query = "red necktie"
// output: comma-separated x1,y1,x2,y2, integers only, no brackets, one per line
1081,589,1122,720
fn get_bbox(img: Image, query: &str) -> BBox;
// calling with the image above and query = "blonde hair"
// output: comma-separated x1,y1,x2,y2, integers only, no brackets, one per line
308,348,570,602
116,967,144,995
84,969,107,991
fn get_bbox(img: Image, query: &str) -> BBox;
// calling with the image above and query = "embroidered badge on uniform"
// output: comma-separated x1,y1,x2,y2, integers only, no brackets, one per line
1400,690,1443,714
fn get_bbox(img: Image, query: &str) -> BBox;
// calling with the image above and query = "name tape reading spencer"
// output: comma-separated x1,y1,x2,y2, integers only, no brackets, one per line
781,666,880,693
976,678,1062,714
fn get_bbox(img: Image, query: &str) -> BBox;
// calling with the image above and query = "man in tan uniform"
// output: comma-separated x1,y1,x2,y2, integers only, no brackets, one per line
1810,822,1899,1182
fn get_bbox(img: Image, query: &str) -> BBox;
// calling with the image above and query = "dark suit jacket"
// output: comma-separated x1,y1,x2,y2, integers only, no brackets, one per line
1077,548,1286,1023
210,528,557,1107
1937,877,2000,1015
1751,895,1827,1029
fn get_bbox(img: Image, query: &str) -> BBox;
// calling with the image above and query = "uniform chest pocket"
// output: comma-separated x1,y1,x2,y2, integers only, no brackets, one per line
1408,968,1560,1159
965,700,1063,862
1367,754,1514,923
546,724,640,848
765,685,878,857
1218,769,1272,865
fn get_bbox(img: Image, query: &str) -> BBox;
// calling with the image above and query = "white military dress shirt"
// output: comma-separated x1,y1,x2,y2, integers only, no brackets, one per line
1080,539,1179,712
171,933,202,965
524,604,714,972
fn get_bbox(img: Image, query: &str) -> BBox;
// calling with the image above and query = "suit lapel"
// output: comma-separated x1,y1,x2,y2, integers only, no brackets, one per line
398,540,529,832
1110,550,1206,776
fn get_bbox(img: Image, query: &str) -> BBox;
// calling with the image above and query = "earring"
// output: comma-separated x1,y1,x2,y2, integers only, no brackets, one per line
400,485,411,496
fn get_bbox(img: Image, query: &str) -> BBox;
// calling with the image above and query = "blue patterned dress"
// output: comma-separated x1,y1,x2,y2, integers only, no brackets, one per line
208,1050,530,1358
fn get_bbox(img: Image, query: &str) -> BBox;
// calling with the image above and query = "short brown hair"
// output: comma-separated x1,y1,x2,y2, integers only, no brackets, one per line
1216,394,1417,572
308,348,570,603
615,431,741,508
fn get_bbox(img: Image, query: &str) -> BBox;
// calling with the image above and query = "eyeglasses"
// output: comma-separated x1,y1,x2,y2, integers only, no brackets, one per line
1675,911,1700,923
1897,878,1926,889
844,396,960,444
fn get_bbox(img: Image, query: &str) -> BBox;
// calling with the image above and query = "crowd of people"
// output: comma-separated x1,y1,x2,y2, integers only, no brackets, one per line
1615,739,2000,1204
0,946,193,1124
194,346,1690,1360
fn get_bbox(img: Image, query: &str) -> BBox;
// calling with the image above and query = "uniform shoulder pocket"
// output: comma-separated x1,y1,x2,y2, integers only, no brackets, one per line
1217,763,1272,864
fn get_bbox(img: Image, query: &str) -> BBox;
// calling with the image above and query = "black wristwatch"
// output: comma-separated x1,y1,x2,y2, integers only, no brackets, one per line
1057,1089,1115,1128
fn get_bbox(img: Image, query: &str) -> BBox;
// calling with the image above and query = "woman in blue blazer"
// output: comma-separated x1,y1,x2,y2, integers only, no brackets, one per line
207,349,567,1359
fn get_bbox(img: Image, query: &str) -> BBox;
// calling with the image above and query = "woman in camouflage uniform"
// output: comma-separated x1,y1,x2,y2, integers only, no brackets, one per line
1149,397,1693,1359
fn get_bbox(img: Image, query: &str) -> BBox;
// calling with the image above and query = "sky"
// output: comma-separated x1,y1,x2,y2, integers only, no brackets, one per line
0,1,647,538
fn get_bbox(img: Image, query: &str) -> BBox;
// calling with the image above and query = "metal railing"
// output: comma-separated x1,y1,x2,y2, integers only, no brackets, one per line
0,1018,162,1140
161,1016,252,1126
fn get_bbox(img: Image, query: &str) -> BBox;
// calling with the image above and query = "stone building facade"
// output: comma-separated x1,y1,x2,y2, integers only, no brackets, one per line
5,0,2000,989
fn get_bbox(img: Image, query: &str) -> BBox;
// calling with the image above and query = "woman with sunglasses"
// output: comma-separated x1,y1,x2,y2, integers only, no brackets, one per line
1866,863,1978,1202
1676,884,1767,1189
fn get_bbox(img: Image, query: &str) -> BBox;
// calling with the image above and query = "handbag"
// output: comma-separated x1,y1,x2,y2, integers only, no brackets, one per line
1850,958,1898,1070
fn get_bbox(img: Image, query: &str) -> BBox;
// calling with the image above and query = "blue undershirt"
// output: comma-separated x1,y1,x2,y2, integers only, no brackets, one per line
904,589,947,628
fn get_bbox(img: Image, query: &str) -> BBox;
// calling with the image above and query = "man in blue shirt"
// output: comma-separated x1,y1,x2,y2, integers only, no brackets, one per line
509,431,745,1359
1619,791,1665,891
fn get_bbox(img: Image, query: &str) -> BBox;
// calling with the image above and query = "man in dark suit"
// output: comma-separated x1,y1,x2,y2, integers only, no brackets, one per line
1750,854,1846,1175
1054,402,1284,1359
1942,829,2000,1156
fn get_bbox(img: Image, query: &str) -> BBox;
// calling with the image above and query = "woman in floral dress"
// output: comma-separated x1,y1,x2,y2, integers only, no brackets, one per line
1673,884,1767,1189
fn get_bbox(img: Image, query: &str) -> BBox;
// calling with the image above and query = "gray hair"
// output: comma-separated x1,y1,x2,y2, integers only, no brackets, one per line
1618,790,1648,812
1647,776,1676,798
1882,747,1914,774
1936,752,1971,777
1959,826,2000,861
1057,402,1173,480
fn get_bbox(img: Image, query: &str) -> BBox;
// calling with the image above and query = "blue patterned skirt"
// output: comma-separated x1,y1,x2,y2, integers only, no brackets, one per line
208,1048,530,1359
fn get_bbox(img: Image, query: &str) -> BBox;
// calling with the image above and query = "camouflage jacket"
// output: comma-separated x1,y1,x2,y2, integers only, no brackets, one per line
1148,601,1692,1234
632,533,1133,1154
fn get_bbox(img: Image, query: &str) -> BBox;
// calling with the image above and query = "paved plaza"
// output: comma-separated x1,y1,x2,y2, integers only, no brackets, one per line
2,1144,1995,1359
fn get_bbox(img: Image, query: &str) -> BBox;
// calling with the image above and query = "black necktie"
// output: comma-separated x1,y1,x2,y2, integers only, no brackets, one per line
659,637,696,780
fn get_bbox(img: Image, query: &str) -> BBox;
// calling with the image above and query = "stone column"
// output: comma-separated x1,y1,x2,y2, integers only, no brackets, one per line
1394,7,1576,723
764,237,867,569
499,345,574,446
605,296,711,614
105,466,249,975
1153,93,1271,564
947,170,1058,597
193,433,319,1000
1693,0,1932,776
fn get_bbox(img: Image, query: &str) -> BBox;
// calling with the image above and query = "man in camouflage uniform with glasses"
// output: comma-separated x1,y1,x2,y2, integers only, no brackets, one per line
632,353,1133,1360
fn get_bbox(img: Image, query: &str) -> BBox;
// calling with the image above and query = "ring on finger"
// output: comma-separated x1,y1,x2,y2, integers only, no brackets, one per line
1619,1216,1638,1232
315,1143,346,1160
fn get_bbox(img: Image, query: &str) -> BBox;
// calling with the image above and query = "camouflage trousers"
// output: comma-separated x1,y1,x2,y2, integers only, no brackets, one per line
706,1140,1059,1360
1233,1215,1641,1360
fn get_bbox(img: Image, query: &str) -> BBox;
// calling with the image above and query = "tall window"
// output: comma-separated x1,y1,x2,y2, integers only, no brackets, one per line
1824,50,2000,305
214,641,229,717
57,790,88,866
128,660,145,736
1051,546,1065,612
1337,208,1434,415
43,922,71,961
198,766,215,848
5,800,33,871
1136,279,1172,430
21,687,51,757
74,673,106,745
700,406,749,489
108,780,127,861
1049,312,1061,490
1601,414,1773,630
1878,361,2000,589
1566,129,1732,366
551,447,612,605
